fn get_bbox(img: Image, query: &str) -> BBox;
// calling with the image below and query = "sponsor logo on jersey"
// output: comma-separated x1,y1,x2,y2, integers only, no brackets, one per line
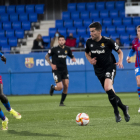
25,58,34,68
65,50,68,54
91,50,105,54
100,43,105,48
90,44,93,47
58,55,67,58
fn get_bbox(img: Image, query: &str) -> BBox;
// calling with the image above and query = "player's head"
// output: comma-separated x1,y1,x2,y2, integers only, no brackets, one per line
58,35,66,47
89,22,102,40
137,25,140,38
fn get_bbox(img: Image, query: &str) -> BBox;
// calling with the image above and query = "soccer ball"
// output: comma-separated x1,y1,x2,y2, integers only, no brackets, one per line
76,113,89,126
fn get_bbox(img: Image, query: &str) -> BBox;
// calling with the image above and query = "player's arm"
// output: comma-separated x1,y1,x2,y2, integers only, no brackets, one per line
68,48,76,62
45,49,57,70
126,45,135,63
85,42,97,65
0,53,6,64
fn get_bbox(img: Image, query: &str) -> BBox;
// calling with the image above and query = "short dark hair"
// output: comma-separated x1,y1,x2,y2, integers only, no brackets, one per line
137,25,140,29
58,35,65,39
89,22,102,31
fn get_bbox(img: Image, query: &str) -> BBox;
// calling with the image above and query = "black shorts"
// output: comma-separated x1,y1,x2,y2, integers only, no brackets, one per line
52,70,69,83
96,64,116,89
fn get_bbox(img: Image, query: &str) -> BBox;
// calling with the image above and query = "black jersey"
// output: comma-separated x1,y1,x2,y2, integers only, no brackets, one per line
85,36,120,74
48,45,74,71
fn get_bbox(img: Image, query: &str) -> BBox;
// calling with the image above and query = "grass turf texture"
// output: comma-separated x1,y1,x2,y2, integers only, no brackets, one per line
0,93,140,140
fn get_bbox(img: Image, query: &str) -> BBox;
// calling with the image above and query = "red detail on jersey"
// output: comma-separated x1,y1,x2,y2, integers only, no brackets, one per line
0,76,3,84
138,93,140,95
132,38,140,67
138,89,140,91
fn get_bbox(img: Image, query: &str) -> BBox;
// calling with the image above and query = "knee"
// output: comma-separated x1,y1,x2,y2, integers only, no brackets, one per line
57,85,63,91
104,85,111,92
137,82,140,87
64,84,69,89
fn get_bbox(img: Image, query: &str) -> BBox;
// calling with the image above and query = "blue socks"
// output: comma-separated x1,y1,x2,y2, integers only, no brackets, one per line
137,87,140,100
3,101,11,111
0,109,5,121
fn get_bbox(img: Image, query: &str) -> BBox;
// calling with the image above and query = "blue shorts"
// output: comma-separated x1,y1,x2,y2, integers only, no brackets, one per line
135,67,140,76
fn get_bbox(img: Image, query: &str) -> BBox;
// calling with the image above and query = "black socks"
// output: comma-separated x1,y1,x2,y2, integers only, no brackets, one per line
60,93,67,104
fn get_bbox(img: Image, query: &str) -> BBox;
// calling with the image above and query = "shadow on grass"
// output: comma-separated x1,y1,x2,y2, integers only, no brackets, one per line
8,130,67,137
130,123,140,126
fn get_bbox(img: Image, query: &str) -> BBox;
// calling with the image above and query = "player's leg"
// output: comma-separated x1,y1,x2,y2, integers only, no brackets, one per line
136,75,140,112
59,79,69,106
50,71,63,96
0,107,8,130
0,82,21,119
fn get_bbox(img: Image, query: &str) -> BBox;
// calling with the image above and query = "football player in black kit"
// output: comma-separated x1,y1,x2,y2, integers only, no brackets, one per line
85,22,130,122
45,35,76,106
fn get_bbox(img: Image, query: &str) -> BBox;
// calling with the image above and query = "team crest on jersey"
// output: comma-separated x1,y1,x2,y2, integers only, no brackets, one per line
90,44,93,47
100,43,105,48
65,50,67,54
25,58,34,68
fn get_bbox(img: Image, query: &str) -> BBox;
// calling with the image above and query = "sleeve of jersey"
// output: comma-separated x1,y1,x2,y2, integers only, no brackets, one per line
128,44,135,57
0,52,3,57
68,48,74,58
110,39,120,52
47,49,53,56
85,41,90,53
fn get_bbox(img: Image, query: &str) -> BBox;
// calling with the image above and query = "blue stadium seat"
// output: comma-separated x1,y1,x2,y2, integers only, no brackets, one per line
106,26,116,34
6,30,15,38
49,28,57,37
110,34,120,41
100,10,109,18
1,45,10,53
67,3,76,11
0,30,5,37
67,27,77,35
83,19,93,27
35,4,44,14
12,22,21,30
87,28,90,35
102,26,106,34
0,23,2,29
42,36,50,43
96,2,105,10
15,30,24,38
56,20,63,28
123,42,131,48
64,20,73,27
113,18,122,25
16,5,25,14
0,38,8,46
19,14,28,21
83,35,90,42
110,10,119,18
86,2,95,11
62,12,70,20
126,26,136,33
123,18,132,25
0,14,9,22
133,17,140,25
120,34,130,44
71,12,80,19
10,14,18,22
102,18,112,26
7,5,16,14
116,25,126,34
26,5,35,13
90,11,99,19
3,22,11,30
58,28,67,36
115,1,125,9
119,10,125,17
22,21,31,30
106,1,115,10
8,37,17,46
74,19,83,27
93,18,102,25
130,34,137,42
77,3,86,11
101,33,110,37
77,27,86,35
29,13,37,22
81,11,89,19
0,6,6,14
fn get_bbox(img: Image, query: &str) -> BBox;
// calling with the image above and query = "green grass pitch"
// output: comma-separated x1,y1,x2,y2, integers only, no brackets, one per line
0,93,140,140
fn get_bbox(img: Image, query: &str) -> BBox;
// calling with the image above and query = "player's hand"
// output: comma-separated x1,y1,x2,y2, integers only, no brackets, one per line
89,57,97,65
126,56,131,63
1,56,6,64
51,64,57,70
115,61,123,68
72,57,76,62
